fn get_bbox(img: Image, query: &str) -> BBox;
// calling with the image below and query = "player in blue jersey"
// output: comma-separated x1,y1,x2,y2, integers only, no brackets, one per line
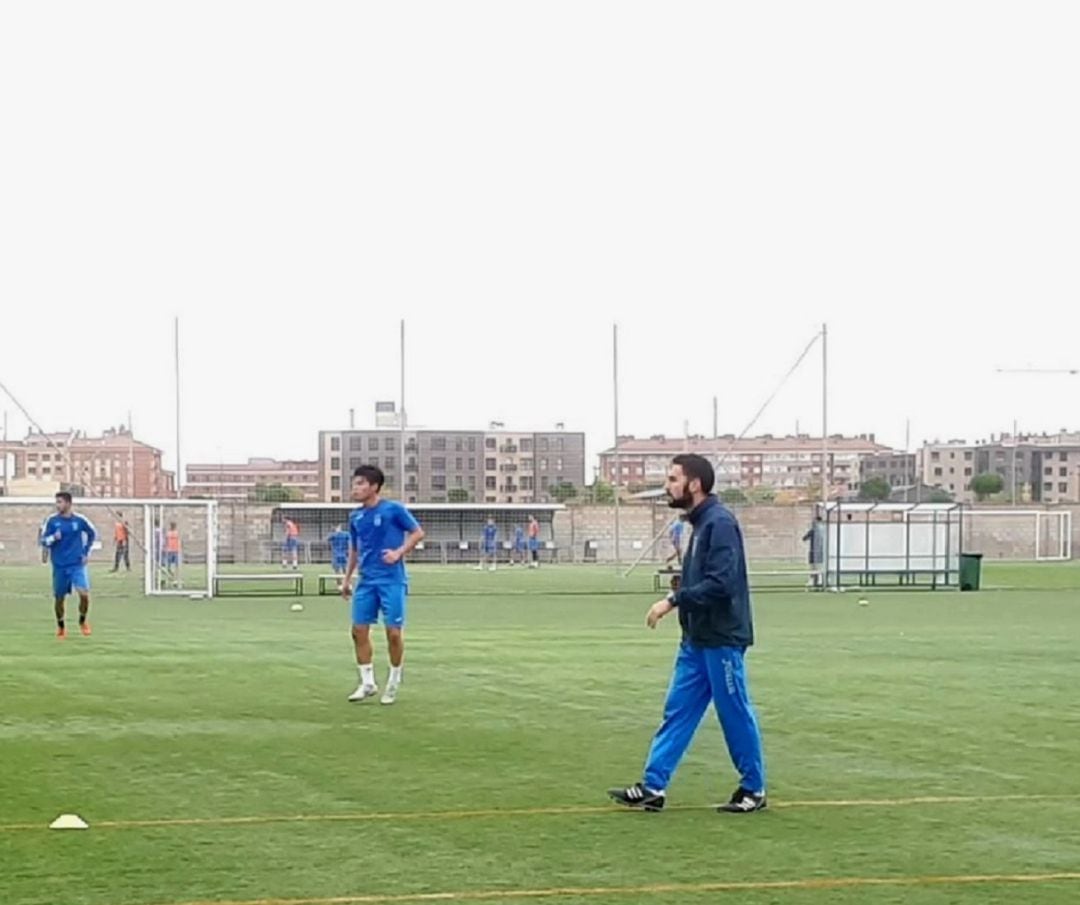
666,516,686,566
341,465,425,706
512,524,526,566
476,517,499,572
39,492,97,638
328,524,350,574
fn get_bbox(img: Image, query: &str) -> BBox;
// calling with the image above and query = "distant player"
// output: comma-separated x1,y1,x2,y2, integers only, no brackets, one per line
109,512,131,573
282,516,300,570
40,492,96,638
341,465,425,706
666,516,685,566
476,517,498,572
164,522,181,581
512,524,526,566
328,524,350,574
527,515,541,568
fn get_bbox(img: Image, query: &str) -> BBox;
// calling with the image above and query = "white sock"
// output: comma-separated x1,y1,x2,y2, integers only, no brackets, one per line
359,663,375,686
388,665,403,686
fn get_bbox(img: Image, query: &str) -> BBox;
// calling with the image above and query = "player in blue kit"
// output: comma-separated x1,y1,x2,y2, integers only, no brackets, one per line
39,492,97,638
327,524,350,574
341,466,425,706
476,517,498,572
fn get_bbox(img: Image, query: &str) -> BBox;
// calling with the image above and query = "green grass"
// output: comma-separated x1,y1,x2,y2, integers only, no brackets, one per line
2,562,1080,905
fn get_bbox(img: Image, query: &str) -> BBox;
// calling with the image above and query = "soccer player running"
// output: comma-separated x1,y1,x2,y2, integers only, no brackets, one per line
341,466,425,706
40,492,97,638
282,517,300,570
328,524,350,575
476,517,498,572
608,454,767,814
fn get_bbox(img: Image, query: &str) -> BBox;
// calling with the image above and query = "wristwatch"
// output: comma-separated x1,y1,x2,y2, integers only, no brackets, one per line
665,590,676,604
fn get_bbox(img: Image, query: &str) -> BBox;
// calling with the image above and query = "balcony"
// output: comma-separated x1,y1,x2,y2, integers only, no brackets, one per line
499,464,519,473
499,445,519,454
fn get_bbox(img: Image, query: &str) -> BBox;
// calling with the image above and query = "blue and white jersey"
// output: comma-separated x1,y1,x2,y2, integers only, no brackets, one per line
40,513,97,568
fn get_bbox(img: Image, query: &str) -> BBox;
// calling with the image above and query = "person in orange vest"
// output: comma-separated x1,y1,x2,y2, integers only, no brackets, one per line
165,522,181,579
109,512,131,573
282,516,300,571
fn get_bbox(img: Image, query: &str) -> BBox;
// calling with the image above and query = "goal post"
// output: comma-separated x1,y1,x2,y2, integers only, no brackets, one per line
0,497,218,598
963,509,1073,562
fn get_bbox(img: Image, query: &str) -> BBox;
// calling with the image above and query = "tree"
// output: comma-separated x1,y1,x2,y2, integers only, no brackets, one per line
747,485,776,504
858,476,892,501
550,482,578,503
447,488,470,503
589,481,616,504
928,489,954,503
720,488,748,504
251,483,302,502
970,472,1004,502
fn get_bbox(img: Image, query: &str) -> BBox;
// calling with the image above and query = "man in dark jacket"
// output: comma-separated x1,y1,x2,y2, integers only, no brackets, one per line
608,454,767,814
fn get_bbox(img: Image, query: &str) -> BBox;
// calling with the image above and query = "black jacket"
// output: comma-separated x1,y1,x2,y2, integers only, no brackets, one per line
671,496,754,648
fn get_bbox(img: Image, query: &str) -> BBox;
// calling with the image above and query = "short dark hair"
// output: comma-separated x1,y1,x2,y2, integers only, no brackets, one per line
672,454,715,495
55,491,72,504
353,464,385,489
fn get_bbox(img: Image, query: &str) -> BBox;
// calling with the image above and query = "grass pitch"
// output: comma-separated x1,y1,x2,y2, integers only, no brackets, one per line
1,562,1079,905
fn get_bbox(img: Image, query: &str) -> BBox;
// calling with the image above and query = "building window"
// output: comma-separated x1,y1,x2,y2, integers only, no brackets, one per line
486,476,497,490
556,438,565,451
934,467,943,477
370,457,379,468
540,459,549,470
964,467,972,477
368,437,379,451
350,437,362,451
485,438,496,450
556,458,563,471
1061,468,1069,477
432,457,446,471
455,438,464,451
468,476,476,490
469,458,476,470
485,458,496,470
1060,483,1069,493
539,438,549,452
931,451,940,461
331,476,341,491
541,476,549,489
432,437,447,451
1062,452,1070,461
454,474,463,488
468,437,477,452
331,437,341,452
331,457,340,471
1045,467,1054,476
521,476,534,490
349,457,363,471
1044,482,1053,491
384,457,395,469
456,457,463,470
521,439,533,453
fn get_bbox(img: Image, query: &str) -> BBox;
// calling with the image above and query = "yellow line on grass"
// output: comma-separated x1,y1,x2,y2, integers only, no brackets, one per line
145,871,1080,905
4,793,1080,833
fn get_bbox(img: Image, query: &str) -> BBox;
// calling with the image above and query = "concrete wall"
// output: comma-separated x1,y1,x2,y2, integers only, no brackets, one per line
2,501,1077,566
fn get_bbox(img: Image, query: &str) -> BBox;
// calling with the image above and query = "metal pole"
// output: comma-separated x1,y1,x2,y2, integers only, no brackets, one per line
905,417,912,500
128,411,135,497
821,323,828,503
174,316,182,499
399,319,406,502
1011,418,1017,505
613,323,621,566
1,409,7,497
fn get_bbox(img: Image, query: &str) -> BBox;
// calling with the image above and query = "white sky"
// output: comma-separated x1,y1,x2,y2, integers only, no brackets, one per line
2,1,1078,481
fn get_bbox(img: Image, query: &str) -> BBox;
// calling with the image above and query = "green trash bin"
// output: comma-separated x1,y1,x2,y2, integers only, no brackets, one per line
959,553,983,591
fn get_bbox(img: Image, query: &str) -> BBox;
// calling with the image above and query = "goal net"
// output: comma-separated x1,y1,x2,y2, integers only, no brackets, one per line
963,509,1073,562
0,497,218,598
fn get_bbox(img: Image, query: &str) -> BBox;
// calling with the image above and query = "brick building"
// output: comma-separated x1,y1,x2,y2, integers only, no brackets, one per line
0,427,174,498
183,458,320,501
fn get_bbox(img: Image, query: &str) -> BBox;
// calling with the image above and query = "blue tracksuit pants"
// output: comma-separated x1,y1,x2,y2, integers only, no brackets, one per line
643,642,766,793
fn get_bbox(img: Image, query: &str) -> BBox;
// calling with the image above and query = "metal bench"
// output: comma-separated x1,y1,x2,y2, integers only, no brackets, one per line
318,573,346,596
213,573,304,596
653,568,680,592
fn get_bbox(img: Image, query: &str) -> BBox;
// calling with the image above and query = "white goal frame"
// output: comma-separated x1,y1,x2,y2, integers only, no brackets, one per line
964,509,1073,562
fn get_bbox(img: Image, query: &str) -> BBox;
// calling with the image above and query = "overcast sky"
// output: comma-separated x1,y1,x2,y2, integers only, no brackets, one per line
2,1,1078,480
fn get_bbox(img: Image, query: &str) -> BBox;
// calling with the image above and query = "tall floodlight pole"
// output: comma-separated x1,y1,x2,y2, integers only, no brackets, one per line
613,323,621,566
820,323,829,503
174,316,182,499
400,319,406,500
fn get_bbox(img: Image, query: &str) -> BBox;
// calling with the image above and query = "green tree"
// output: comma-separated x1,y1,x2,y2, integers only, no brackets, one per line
447,488,470,503
747,485,776,504
720,488,748,504
550,482,578,503
928,489,954,503
970,472,1004,502
858,476,892,501
250,483,302,502
589,481,615,504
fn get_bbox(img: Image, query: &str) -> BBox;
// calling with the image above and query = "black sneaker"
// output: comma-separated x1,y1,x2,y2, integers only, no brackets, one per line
607,782,665,812
718,787,767,813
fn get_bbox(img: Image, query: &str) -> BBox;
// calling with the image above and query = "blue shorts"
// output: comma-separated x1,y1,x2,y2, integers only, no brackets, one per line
165,551,180,567
284,537,299,552
483,543,496,555
52,564,90,598
352,582,407,628
332,556,348,572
